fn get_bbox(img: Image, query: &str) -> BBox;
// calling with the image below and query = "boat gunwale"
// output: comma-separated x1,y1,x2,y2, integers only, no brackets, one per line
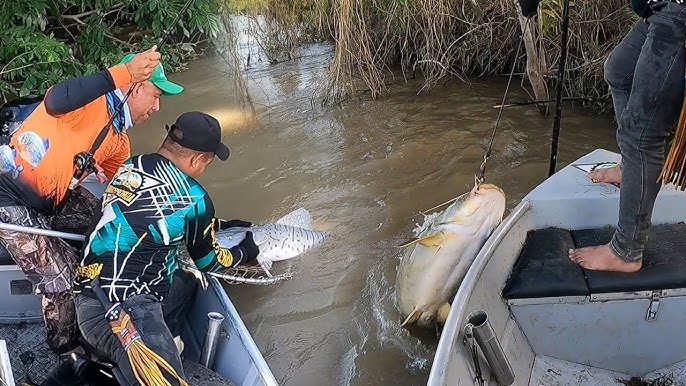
427,198,532,385
208,275,280,386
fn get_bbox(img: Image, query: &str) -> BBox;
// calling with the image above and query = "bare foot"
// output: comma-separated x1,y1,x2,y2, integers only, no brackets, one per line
568,244,641,273
589,164,621,186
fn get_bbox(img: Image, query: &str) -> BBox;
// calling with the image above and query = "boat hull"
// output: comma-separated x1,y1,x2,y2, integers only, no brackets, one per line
428,149,686,386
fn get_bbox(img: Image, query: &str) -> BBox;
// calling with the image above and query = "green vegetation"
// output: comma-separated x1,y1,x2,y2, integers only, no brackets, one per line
2,0,639,111
0,0,224,102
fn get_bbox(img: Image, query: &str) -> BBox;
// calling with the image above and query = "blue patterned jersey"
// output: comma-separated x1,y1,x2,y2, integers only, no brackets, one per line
73,153,237,302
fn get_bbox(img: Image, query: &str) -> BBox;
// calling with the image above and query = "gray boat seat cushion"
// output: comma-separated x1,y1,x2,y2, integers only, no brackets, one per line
573,223,686,293
503,223,686,299
503,228,589,299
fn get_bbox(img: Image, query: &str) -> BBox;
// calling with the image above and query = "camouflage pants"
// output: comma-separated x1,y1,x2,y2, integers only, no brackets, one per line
0,187,99,353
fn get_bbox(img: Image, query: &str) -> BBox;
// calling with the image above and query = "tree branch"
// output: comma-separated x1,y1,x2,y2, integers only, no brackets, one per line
0,60,65,77
60,12,92,25
0,52,33,76
60,3,124,25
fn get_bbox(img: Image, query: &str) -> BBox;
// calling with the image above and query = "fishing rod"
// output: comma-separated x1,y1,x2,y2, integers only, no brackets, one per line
493,97,592,109
548,0,572,177
58,0,196,213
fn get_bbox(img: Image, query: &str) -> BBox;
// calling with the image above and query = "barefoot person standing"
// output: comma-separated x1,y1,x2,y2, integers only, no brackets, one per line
569,0,686,273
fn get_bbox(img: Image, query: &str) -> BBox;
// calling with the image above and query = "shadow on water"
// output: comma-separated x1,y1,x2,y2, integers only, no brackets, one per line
128,16,619,386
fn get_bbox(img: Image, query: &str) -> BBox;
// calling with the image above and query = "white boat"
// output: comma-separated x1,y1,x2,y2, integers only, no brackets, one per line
427,148,686,386
0,239,279,385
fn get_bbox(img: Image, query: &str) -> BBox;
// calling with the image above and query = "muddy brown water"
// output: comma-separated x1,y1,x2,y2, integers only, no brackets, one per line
128,33,618,386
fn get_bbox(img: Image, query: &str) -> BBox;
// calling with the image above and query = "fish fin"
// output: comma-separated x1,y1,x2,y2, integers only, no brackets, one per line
257,254,273,276
398,232,444,248
401,309,421,328
262,258,273,271
276,208,313,229
259,261,274,278
436,303,451,325
43,138,50,151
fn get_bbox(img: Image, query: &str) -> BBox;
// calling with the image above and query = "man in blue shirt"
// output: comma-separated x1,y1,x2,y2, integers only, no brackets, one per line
72,111,259,385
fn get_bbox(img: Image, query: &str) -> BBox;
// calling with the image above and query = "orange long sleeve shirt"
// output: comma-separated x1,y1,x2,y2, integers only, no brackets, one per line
0,64,132,214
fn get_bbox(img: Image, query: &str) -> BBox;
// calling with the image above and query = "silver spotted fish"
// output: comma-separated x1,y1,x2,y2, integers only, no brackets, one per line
216,208,330,276
0,145,23,179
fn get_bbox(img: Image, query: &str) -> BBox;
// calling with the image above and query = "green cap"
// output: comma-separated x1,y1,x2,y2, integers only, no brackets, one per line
118,53,184,96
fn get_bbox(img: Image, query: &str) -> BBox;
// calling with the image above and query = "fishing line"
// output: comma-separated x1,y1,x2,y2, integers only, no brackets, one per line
548,0,571,177
86,0,195,157
477,17,532,185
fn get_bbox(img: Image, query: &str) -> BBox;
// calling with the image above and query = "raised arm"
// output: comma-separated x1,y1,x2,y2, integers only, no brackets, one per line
44,46,161,116
44,66,130,116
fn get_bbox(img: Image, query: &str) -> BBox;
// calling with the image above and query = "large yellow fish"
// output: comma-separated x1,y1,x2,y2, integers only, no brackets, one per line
396,183,506,328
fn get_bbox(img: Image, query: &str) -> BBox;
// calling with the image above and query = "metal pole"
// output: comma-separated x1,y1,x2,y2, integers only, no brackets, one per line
548,0,571,177
0,222,85,241
199,312,225,369
467,311,515,385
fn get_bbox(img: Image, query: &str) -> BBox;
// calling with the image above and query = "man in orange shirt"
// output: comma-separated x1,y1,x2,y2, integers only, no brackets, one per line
0,46,183,353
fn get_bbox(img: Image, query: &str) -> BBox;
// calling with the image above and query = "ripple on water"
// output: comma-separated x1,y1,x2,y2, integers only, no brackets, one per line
134,28,620,385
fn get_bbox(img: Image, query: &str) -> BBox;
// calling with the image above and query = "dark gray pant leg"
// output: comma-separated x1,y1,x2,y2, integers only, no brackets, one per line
162,268,198,338
75,293,187,386
605,2,686,261
604,19,648,124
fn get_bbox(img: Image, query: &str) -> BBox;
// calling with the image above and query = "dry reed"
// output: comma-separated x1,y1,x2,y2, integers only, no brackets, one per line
226,0,637,109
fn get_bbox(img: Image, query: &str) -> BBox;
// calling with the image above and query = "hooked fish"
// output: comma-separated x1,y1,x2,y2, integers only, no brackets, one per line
0,145,23,179
396,182,506,328
16,131,49,167
216,208,330,276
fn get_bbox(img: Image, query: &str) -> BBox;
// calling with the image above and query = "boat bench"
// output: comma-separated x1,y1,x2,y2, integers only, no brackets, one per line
503,223,686,299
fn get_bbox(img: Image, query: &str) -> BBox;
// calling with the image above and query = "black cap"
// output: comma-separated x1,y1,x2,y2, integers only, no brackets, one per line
165,111,230,161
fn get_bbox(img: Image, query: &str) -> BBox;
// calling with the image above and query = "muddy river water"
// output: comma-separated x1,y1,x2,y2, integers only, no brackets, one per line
127,25,618,386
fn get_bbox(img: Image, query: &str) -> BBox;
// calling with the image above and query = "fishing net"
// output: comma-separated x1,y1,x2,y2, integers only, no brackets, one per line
178,252,294,286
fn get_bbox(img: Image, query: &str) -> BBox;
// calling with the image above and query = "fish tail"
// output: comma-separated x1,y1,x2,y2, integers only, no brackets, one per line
401,308,421,328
